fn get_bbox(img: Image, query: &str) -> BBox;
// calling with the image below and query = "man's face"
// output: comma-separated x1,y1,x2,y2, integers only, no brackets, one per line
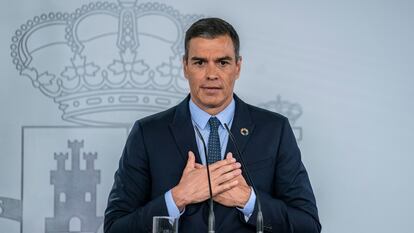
183,35,241,115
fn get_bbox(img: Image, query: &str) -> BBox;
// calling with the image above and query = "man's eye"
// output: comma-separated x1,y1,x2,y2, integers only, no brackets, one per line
219,60,229,66
193,61,204,65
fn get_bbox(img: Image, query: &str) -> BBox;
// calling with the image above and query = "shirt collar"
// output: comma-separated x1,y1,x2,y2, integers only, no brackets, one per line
189,98,235,130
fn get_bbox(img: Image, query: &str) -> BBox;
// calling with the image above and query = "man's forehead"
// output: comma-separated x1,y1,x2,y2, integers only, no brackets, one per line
187,36,236,58
188,36,234,50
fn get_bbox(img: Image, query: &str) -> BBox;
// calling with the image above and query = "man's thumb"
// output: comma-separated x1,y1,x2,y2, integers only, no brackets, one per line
184,151,195,171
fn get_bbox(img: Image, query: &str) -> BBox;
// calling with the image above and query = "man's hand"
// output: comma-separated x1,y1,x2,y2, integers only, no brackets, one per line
213,153,252,208
171,151,241,211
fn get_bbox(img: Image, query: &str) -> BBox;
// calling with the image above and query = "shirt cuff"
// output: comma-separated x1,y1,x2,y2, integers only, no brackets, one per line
164,189,185,218
236,187,256,222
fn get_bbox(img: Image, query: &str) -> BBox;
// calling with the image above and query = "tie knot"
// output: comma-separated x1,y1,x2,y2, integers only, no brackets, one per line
208,117,221,131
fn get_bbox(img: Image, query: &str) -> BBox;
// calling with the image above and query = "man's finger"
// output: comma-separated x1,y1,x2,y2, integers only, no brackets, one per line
183,151,196,173
214,168,242,185
209,157,236,171
226,152,233,159
215,162,241,175
214,179,239,195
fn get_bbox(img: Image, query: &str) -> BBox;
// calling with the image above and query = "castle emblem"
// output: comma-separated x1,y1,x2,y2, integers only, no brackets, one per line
46,140,102,233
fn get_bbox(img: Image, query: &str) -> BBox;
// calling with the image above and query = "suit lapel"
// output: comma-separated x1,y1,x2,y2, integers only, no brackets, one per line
169,95,202,164
225,95,255,157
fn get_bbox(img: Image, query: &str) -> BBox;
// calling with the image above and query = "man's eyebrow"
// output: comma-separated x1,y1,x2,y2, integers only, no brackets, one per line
215,56,233,62
190,57,207,61
189,56,234,62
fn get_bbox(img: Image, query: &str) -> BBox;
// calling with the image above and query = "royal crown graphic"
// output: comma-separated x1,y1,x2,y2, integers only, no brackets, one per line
11,0,203,126
259,96,303,141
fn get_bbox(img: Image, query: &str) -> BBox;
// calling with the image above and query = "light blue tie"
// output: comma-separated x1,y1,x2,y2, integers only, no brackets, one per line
208,117,221,164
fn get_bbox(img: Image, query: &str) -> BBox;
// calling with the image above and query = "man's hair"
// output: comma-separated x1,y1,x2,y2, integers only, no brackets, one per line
184,17,240,61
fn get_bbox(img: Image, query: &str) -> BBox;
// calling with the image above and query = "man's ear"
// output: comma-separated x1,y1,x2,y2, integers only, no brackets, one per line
182,56,189,80
235,56,242,79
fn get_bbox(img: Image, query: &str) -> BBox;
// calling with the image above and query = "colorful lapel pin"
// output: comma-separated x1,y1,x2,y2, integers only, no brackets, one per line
240,128,249,136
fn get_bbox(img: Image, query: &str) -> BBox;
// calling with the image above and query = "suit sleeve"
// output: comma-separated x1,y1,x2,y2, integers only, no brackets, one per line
245,117,322,233
104,121,168,233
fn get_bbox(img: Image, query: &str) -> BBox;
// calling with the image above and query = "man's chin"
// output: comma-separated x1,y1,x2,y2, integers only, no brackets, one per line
200,100,230,111
191,95,232,113
198,101,219,108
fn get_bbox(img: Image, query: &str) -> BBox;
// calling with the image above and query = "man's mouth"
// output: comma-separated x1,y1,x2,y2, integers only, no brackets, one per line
201,86,222,94
201,86,221,90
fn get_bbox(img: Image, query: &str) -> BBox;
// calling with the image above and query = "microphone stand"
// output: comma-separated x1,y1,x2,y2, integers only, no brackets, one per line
193,126,215,233
224,123,264,233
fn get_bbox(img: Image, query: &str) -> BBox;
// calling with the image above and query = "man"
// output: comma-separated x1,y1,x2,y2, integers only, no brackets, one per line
104,18,321,233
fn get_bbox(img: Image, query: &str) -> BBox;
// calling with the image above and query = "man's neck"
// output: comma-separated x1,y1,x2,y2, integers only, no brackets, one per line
190,97,233,116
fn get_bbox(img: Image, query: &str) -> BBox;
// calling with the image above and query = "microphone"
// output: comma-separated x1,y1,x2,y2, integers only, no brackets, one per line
193,125,215,233
224,123,264,233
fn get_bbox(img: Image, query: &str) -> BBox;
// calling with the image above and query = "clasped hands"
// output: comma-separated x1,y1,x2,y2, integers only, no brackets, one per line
172,151,251,211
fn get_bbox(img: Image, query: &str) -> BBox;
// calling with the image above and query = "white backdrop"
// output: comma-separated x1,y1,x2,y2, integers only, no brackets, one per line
1,0,413,233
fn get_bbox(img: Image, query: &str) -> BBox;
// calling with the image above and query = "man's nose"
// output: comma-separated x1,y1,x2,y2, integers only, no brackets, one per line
206,62,219,80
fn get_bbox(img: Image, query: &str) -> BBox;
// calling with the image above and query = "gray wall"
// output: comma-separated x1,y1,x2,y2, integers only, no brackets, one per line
1,0,413,232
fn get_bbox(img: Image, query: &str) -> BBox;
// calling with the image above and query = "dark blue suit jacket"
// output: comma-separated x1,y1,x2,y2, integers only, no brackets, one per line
104,95,321,233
